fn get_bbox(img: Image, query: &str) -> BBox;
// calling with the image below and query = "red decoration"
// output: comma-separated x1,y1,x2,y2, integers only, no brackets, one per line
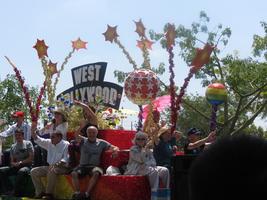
33,39,49,59
48,60,58,76
103,25,119,43
191,43,214,69
134,19,146,38
137,39,153,50
165,24,176,49
5,56,46,122
124,69,160,105
65,175,150,200
72,37,87,51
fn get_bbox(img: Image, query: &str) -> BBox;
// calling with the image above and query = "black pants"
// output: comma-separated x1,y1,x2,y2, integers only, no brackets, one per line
0,165,31,196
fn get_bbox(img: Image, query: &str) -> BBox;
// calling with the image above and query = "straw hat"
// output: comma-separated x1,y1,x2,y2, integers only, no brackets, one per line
53,108,68,121
157,126,170,138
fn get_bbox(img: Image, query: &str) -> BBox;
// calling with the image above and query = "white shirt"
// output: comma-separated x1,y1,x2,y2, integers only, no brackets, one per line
40,122,68,140
34,136,69,165
0,122,31,141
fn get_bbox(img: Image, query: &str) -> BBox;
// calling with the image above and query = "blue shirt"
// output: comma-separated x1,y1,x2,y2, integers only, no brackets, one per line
153,139,173,167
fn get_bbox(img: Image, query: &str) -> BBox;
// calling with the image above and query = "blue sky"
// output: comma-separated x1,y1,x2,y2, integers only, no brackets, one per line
0,0,266,129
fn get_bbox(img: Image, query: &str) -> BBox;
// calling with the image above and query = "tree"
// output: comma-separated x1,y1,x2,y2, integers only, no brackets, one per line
148,11,267,136
0,74,41,127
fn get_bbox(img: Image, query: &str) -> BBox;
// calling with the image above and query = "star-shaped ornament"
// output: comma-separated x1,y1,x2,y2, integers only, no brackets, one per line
191,43,214,69
137,39,153,50
165,24,176,49
47,60,58,76
103,25,119,43
33,39,49,59
72,38,87,51
134,19,146,38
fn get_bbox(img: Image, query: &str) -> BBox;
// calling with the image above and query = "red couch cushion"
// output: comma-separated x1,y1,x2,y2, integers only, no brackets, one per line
98,130,136,150
101,150,129,169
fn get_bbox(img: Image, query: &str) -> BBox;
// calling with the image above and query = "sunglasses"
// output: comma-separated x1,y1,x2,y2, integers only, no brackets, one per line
136,138,146,141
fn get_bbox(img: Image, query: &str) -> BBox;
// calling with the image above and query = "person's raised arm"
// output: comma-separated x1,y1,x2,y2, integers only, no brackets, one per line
74,124,84,143
74,100,98,125
187,131,216,150
108,144,119,158
31,121,50,150
0,124,16,138
31,121,38,140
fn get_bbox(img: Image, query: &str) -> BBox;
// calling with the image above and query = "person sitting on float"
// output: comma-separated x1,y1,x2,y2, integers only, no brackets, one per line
124,131,170,200
184,128,216,155
0,128,34,196
0,111,32,167
71,126,119,200
73,100,98,136
68,100,98,168
34,108,68,166
153,126,177,171
30,123,70,200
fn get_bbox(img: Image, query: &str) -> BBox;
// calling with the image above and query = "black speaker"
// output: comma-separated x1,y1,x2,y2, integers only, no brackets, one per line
171,155,197,200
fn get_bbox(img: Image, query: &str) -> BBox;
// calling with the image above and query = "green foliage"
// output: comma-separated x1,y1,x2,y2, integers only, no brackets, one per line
252,22,267,59
114,70,129,83
0,74,41,124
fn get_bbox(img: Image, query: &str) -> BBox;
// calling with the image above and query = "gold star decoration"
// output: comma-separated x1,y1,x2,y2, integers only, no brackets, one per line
103,25,119,43
134,19,146,38
191,43,214,69
165,24,176,49
47,60,58,76
72,37,87,51
33,39,49,59
137,39,153,50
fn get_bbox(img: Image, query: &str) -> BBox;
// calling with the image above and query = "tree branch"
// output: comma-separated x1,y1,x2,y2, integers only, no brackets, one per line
230,100,267,135
228,97,244,133
213,51,225,81
226,91,261,126
242,82,267,98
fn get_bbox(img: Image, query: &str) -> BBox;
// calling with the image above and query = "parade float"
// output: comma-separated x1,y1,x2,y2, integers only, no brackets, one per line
1,19,214,200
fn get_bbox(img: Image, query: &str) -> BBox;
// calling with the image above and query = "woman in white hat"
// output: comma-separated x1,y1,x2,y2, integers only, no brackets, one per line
124,131,170,200
39,109,68,140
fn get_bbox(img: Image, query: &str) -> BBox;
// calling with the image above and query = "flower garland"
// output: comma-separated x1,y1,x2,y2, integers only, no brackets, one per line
5,56,46,122
165,24,177,133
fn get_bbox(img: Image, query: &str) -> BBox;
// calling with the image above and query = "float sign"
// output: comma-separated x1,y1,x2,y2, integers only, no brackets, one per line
57,62,123,109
